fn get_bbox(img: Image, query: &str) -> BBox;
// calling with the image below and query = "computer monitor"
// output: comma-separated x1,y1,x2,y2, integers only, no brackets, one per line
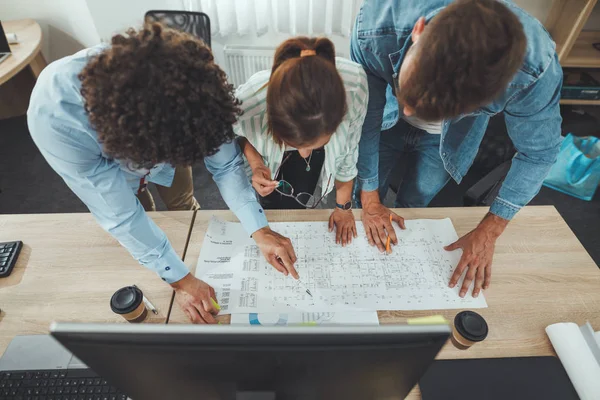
51,323,450,400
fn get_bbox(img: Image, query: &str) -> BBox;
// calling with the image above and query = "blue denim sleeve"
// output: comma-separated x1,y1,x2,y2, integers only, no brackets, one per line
350,28,388,193
28,120,190,284
204,140,268,235
492,56,563,220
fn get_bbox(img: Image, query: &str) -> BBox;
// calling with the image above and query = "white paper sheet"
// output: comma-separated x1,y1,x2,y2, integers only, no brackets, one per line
196,217,487,314
230,311,380,326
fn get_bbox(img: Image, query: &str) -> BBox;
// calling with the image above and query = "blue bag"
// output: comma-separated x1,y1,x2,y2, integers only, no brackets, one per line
543,134,600,201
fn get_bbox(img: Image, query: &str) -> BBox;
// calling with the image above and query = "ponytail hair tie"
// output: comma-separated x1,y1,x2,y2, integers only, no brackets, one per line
300,49,317,57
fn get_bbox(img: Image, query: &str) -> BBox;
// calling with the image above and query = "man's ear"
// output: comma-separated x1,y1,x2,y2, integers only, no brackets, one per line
412,16,426,43
403,105,415,117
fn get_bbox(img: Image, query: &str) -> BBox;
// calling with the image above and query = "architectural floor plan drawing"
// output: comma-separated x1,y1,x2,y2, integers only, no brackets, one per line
195,217,488,314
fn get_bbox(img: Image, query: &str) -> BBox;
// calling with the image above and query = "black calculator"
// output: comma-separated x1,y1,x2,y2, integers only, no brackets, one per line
0,241,22,278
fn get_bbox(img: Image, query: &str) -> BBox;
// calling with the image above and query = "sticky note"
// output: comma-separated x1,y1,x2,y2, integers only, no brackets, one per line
407,315,448,325
298,321,318,326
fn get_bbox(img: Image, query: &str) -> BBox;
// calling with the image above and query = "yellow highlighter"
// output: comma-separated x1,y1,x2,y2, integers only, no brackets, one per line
211,298,221,312
385,214,393,254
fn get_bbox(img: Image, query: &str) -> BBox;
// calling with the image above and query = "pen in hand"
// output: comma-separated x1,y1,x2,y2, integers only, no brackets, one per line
386,214,393,255
276,256,313,297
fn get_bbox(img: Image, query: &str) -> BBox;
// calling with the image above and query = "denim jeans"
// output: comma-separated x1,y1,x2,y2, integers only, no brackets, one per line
378,118,451,208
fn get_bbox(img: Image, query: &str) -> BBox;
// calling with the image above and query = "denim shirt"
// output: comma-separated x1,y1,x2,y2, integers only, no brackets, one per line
27,46,268,283
351,0,563,220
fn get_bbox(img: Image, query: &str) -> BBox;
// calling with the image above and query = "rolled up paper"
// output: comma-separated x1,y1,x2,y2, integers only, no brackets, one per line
546,322,600,400
5,33,18,44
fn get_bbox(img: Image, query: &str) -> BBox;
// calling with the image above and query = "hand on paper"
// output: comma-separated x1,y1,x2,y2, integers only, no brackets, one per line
329,208,357,246
445,213,508,298
172,273,219,324
252,164,279,197
252,226,299,279
360,191,405,252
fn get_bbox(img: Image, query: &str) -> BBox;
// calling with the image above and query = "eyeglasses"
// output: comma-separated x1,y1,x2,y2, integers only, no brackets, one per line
274,152,332,209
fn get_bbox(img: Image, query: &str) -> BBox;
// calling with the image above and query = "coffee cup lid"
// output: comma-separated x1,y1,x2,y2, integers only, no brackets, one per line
454,311,488,342
110,286,143,315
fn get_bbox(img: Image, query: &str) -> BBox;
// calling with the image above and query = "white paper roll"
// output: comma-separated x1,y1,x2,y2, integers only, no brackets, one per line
5,33,18,44
546,322,600,400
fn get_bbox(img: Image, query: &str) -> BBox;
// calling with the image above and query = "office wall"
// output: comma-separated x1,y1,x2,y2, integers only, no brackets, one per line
0,0,100,61
83,0,182,42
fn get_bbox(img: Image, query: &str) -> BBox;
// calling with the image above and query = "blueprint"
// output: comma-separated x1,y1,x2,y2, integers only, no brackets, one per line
195,217,487,314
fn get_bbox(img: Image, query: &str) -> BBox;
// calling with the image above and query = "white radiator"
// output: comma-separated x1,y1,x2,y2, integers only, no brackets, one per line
224,45,276,87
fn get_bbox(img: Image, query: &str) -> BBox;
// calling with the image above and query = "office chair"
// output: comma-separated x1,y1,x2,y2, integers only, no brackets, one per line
144,10,211,48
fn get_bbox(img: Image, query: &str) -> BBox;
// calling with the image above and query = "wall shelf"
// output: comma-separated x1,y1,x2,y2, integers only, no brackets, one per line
562,31,600,68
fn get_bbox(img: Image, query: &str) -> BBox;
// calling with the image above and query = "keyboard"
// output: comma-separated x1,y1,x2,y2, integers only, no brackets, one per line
0,369,128,400
0,241,22,278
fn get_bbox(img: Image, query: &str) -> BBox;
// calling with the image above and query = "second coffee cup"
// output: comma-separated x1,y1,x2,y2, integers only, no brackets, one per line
110,286,148,323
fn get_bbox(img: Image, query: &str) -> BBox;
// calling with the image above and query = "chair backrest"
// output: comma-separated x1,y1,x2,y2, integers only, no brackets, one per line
144,10,211,48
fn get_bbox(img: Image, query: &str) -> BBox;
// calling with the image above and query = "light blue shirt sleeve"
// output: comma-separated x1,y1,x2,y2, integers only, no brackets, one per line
204,140,268,235
28,119,190,284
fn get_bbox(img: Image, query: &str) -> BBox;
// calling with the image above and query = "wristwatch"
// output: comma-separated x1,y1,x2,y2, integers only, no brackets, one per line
336,200,352,211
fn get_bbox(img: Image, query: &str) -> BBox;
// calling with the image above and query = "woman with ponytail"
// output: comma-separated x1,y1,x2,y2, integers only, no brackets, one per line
235,37,368,246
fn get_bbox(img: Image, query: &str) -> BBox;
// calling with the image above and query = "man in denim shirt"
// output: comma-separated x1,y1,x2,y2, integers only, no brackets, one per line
351,0,562,297
28,24,297,323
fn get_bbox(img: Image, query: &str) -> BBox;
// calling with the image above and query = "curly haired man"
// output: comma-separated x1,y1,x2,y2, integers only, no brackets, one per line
28,23,297,324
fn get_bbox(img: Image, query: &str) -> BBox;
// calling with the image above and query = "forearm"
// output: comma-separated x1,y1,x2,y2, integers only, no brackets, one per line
335,180,353,204
360,188,381,206
237,137,264,168
67,179,190,283
476,212,509,238
205,141,268,236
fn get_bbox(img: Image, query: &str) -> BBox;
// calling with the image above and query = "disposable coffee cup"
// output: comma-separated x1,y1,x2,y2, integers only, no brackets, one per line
110,286,148,323
451,311,488,350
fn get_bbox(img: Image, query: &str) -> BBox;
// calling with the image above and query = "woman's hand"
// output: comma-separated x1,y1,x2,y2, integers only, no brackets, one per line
329,209,357,246
252,164,279,197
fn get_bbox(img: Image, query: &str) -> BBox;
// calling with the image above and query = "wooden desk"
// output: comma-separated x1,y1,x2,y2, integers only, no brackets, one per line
0,19,47,119
169,206,600,398
0,211,194,355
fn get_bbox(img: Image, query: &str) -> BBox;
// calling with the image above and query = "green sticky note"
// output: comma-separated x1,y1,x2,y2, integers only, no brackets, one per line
407,315,448,325
298,321,318,326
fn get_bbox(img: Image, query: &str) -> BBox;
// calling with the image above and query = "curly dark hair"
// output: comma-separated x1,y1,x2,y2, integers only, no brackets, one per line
79,23,241,167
